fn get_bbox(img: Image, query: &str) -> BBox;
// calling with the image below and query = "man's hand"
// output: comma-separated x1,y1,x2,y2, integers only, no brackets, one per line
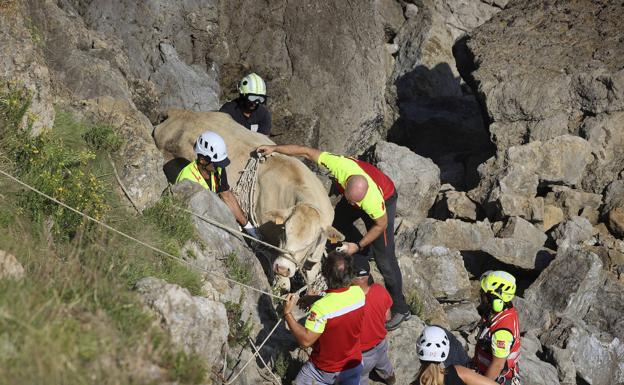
243,224,262,240
257,145,277,156
283,293,299,317
337,242,359,255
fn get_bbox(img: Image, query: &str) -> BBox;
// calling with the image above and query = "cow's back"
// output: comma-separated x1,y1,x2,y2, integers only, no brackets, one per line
154,110,274,187
154,110,334,227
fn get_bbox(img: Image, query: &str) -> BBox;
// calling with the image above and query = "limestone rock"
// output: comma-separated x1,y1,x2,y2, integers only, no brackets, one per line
78,0,221,116
457,0,624,199
172,181,248,260
520,333,560,385
551,216,595,249
389,0,500,190
386,317,426,385
217,0,389,155
607,208,624,239
542,318,624,385
581,111,624,193
443,302,480,331
602,180,624,216
0,251,24,280
151,43,220,112
135,277,228,365
0,1,55,134
397,253,449,327
413,219,494,251
432,188,478,222
545,186,602,225
481,237,544,270
514,296,550,334
365,141,440,225
497,216,547,249
525,247,604,320
80,97,166,211
543,205,565,232
411,246,471,301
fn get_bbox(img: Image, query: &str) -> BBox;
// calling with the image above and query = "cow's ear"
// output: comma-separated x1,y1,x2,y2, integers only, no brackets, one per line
324,226,345,244
264,208,292,225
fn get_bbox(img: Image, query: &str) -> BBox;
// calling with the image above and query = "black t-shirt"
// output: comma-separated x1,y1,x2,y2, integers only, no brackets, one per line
444,365,465,385
443,328,471,367
219,98,272,136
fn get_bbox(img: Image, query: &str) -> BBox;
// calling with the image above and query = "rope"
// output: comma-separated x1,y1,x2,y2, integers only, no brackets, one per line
233,156,262,227
247,336,281,385
225,319,283,384
0,168,286,301
174,205,292,255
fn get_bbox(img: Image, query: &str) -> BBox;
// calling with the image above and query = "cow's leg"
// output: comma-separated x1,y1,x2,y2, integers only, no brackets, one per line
332,197,363,243
363,192,409,314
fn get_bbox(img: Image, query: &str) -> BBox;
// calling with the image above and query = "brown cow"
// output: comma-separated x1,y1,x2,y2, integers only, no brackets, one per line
153,110,342,288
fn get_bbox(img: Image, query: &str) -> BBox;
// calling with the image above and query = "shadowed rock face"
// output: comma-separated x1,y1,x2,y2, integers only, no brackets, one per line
457,0,624,194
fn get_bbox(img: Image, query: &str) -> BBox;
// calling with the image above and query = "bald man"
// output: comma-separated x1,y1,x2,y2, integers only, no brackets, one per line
257,144,410,330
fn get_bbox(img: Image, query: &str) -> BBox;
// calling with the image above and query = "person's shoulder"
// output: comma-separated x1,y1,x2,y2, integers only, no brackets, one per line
219,100,238,112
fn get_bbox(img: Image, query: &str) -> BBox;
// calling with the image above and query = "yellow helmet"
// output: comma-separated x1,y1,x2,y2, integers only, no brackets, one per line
239,73,267,96
480,270,516,303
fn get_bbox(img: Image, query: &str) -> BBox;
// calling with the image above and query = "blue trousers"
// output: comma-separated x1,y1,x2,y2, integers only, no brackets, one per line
295,361,363,385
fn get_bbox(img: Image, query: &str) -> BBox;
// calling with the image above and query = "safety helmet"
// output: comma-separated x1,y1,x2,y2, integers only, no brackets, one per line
194,131,230,167
417,326,450,363
480,270,516,311
238,73,267,96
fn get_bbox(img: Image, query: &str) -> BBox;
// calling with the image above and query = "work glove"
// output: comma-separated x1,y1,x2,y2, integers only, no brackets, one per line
242,223,262,240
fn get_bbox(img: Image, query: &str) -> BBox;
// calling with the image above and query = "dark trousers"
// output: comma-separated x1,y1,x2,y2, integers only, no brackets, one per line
332,192,408,314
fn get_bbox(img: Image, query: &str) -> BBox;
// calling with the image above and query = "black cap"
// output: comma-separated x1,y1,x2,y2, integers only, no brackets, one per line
353,254,370,277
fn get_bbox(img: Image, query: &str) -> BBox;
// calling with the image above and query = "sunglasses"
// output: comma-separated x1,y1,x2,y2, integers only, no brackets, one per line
246,94,266,104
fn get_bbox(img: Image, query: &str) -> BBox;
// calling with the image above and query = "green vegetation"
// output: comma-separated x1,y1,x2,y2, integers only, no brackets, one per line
406,289,424,318
224,252,253,285
0,82,205,384
224,295,253,348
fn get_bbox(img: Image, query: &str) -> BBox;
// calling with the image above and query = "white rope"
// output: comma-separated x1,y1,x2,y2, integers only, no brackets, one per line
225,319,283,384
0,168,286,301
174,205,292,255
247,336,281,385
233,156,261,227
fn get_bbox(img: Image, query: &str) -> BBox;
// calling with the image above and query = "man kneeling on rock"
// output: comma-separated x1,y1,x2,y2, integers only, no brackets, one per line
175,131,260,239
283,251,365,385
257,143,410,330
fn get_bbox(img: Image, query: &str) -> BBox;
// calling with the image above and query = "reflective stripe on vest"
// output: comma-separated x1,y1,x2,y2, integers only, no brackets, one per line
474,307,521,379
176,162,222,193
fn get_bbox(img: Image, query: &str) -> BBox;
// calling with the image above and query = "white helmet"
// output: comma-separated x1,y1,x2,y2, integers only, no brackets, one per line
238,73,267,96
194,131,230,167
417,326,450,363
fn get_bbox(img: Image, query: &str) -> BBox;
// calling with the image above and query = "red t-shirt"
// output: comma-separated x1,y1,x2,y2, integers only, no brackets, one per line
306,286,366,372
353,159,395,200
360,284,393,351
330,158,396,201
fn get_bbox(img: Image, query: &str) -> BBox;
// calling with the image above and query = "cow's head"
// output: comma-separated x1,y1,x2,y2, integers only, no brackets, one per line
263,203,343,278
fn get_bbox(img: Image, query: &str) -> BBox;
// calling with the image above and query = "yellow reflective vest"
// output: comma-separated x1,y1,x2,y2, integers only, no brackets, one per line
176,161,222,193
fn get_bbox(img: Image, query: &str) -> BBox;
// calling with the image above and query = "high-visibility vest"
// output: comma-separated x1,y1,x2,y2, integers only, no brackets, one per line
474,306,521,380
176,161,222,193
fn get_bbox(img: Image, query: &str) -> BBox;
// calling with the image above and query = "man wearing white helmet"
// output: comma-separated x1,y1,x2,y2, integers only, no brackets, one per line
220,73,272,136
412,325,499,385
176,131,260,238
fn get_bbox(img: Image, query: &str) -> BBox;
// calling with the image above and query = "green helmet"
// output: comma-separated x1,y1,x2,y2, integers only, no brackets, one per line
238,73,267,96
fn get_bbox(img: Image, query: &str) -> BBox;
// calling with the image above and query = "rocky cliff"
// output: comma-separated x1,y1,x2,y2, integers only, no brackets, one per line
1,0,623,384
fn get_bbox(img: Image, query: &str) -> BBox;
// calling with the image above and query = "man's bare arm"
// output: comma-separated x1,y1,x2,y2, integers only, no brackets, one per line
257,144,321,163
